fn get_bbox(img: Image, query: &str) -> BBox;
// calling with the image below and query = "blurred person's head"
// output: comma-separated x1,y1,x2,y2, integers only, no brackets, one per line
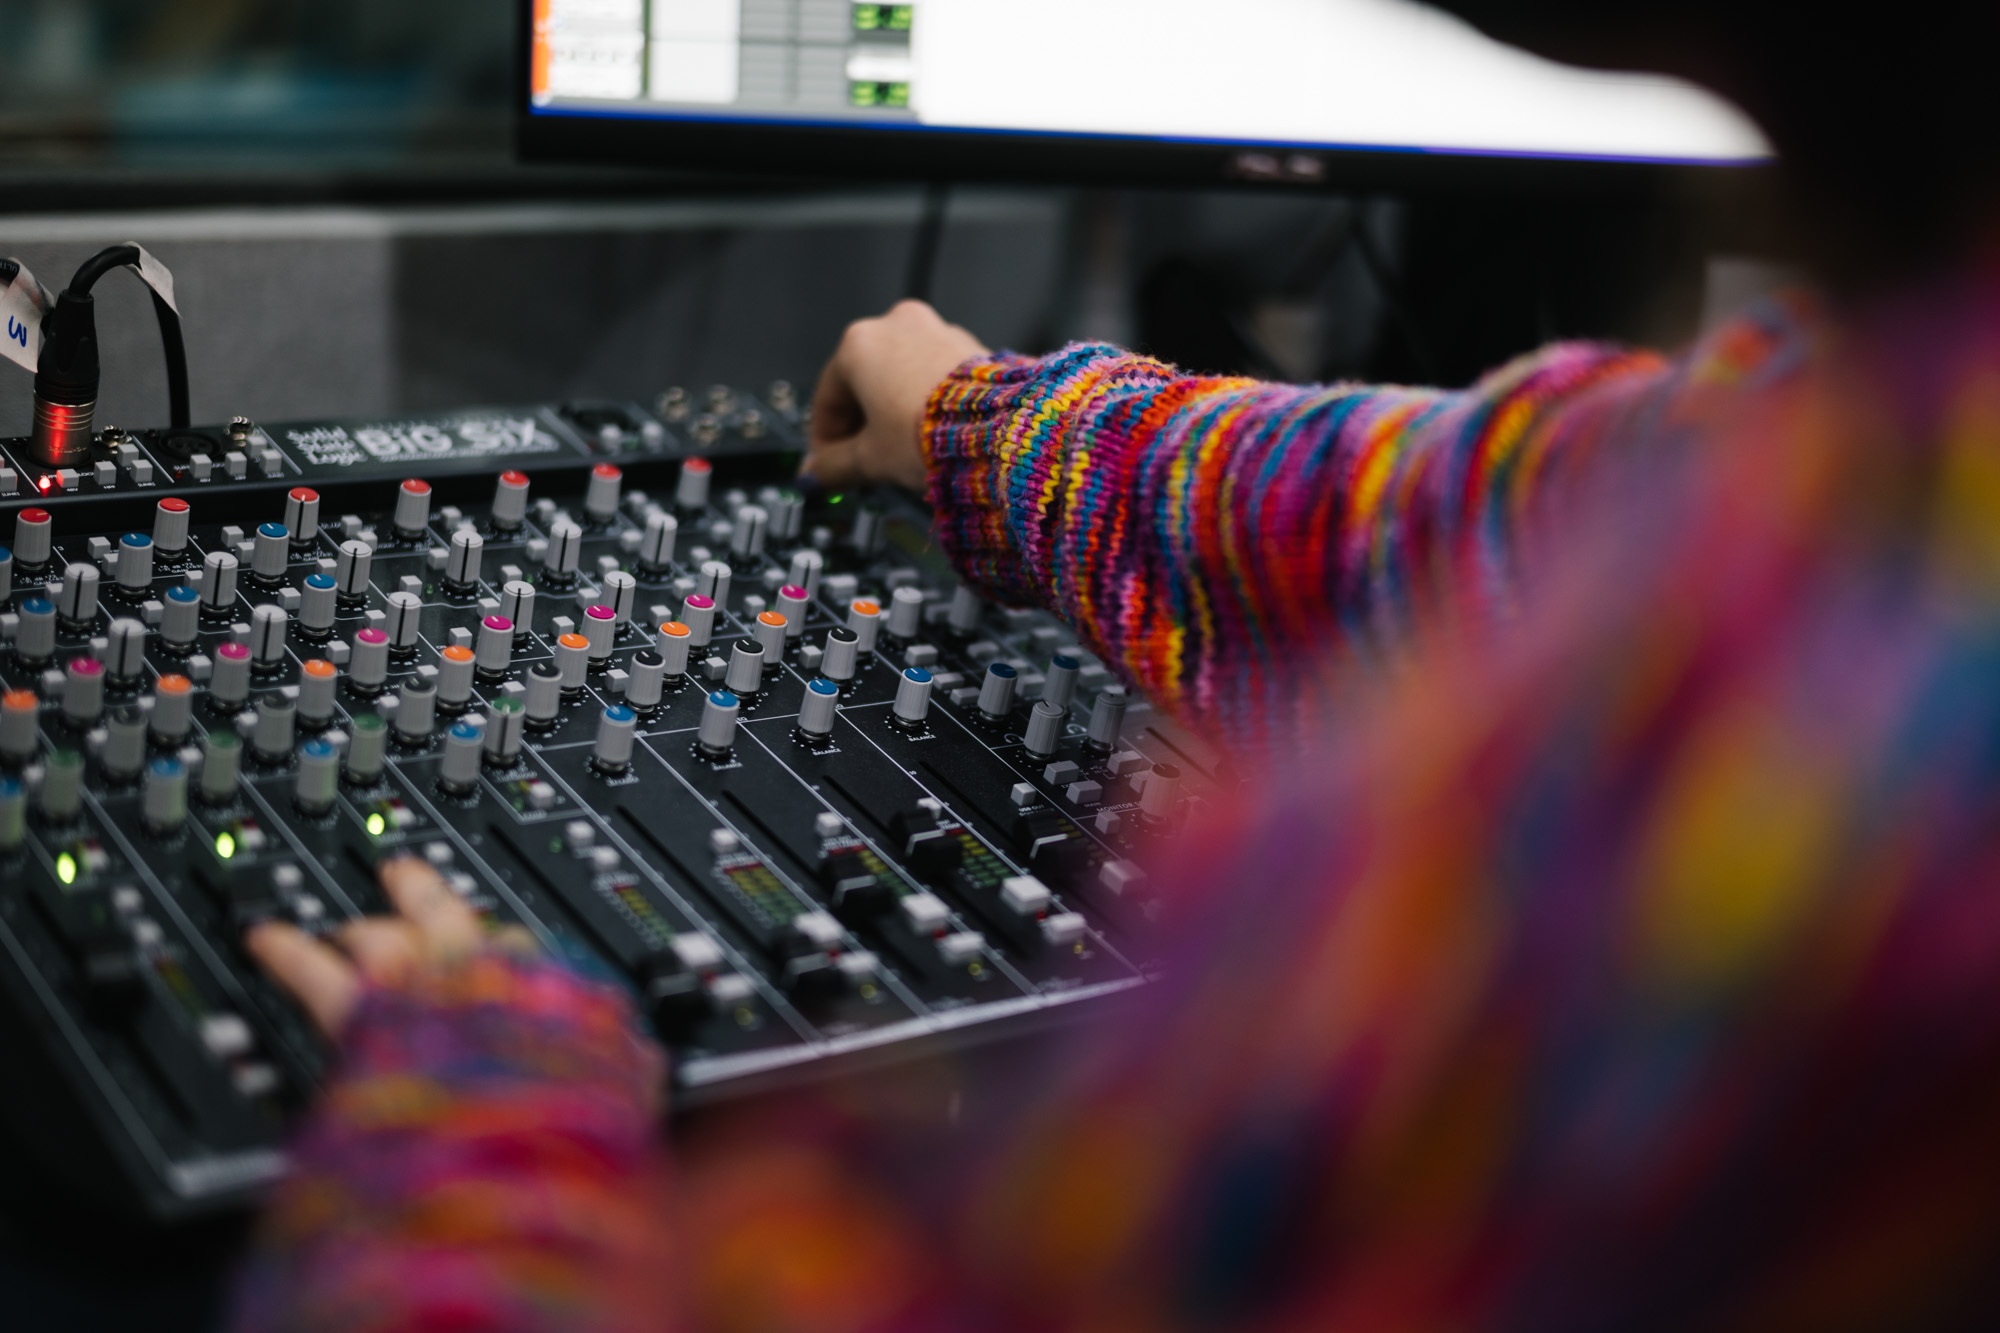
1434,0,1998,286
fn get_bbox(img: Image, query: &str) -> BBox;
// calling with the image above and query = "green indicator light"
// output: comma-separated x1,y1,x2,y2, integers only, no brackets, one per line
366,812,387,837
214,831,236,860
56,852,77,885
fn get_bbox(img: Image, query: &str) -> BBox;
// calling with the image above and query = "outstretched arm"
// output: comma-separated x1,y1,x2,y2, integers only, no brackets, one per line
804,301,1672,750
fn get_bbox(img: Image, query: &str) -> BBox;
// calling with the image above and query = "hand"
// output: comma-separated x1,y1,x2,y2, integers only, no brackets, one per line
801,299,987,492
246,856,505,1038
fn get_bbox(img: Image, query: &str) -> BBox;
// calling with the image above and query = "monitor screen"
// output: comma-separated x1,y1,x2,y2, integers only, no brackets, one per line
522,0,1769,184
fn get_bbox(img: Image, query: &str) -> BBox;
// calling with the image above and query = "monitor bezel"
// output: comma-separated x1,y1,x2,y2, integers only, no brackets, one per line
514,0,1771,196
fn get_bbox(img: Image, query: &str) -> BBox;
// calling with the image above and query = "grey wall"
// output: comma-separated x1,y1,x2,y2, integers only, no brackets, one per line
0,190,1069,433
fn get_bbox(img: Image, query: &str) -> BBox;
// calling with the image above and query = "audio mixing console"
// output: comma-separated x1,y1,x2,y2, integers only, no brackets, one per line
0,384,1214,1220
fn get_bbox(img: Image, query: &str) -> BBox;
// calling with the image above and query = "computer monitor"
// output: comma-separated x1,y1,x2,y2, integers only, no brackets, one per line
518,0,1769,188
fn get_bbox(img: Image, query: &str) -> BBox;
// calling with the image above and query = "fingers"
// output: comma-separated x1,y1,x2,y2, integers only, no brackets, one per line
246,922,361,1037
336,917,424,989
799,436,864,490
808,343,865,449
378,856,482,960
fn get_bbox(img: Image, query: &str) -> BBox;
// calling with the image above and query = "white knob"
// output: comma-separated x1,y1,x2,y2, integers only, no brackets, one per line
394,477,433,537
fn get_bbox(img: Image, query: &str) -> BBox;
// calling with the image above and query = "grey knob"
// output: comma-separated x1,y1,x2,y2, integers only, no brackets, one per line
977,661,1018,720
161,585,200,647
544,520,583,578
210,642,253,711
299,658,338,724
445,528,483,588
200,550,238,611
106,617,148,682
752,611,787,661
300,574,338,634
395,679,436,742
393,478,432,538
639,511,678,570
252,523,289,581
385,591,422,651
697,560,731,608
253,697,296,764
851,505,884,553
821,626,859,681
498,579,536,634
334,539,371,599
893,667,933,726
846,599,881,653
680,594,716,647
947,585,982,634
656,621,694,676
1140,762,1182,821
592,705,637,775
12,507,53,566
150,675,194,743
524,664,563,727
585,464,623,523
15,597,56,662
675,457,711,510
102,707,147,782
199,731,242,804
1087,685,1128,752
152,498,190,555
57,562,100,625
555,634,589,690
1044,654,1081,711
438,645,476,708
798,678,839,737
491,470,530,530
627,651,667,710
583,605,617,661
344,714,387,784
249,604,289,665
115,532,154,594
603,570,637,624
887,586,924,639
697,690,740,755
725,640,764,695
349,629,389,695
0,691,37,762
1024,700,1065,758
39,749,83,823
0,776,23,850
142,757,188,834
283,487,321,548
476,616,513,675
788,549,823,601
62,657,105,727
483,698,525,765
775,584,809,637
730,504,767,559
438,721,483,793
294,739,339,815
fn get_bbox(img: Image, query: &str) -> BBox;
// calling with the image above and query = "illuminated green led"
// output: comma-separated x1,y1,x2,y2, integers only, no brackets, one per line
887,5,913,30
214,830,236,860
366,812,387,837
854,3,881,31
55,852,77,885
885,83,910,109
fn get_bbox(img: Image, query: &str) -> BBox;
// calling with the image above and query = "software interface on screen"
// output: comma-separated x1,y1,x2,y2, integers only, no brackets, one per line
528,0,1770,165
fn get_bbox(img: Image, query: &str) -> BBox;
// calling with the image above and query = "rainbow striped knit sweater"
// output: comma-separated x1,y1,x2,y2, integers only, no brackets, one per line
237,272,2000,1331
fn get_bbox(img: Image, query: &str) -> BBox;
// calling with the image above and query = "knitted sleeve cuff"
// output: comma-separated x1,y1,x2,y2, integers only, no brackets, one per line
922,344,1150,610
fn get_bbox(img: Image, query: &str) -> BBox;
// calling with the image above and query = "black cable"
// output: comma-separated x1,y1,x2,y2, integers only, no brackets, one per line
904,183,950,304
64,244,191,430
